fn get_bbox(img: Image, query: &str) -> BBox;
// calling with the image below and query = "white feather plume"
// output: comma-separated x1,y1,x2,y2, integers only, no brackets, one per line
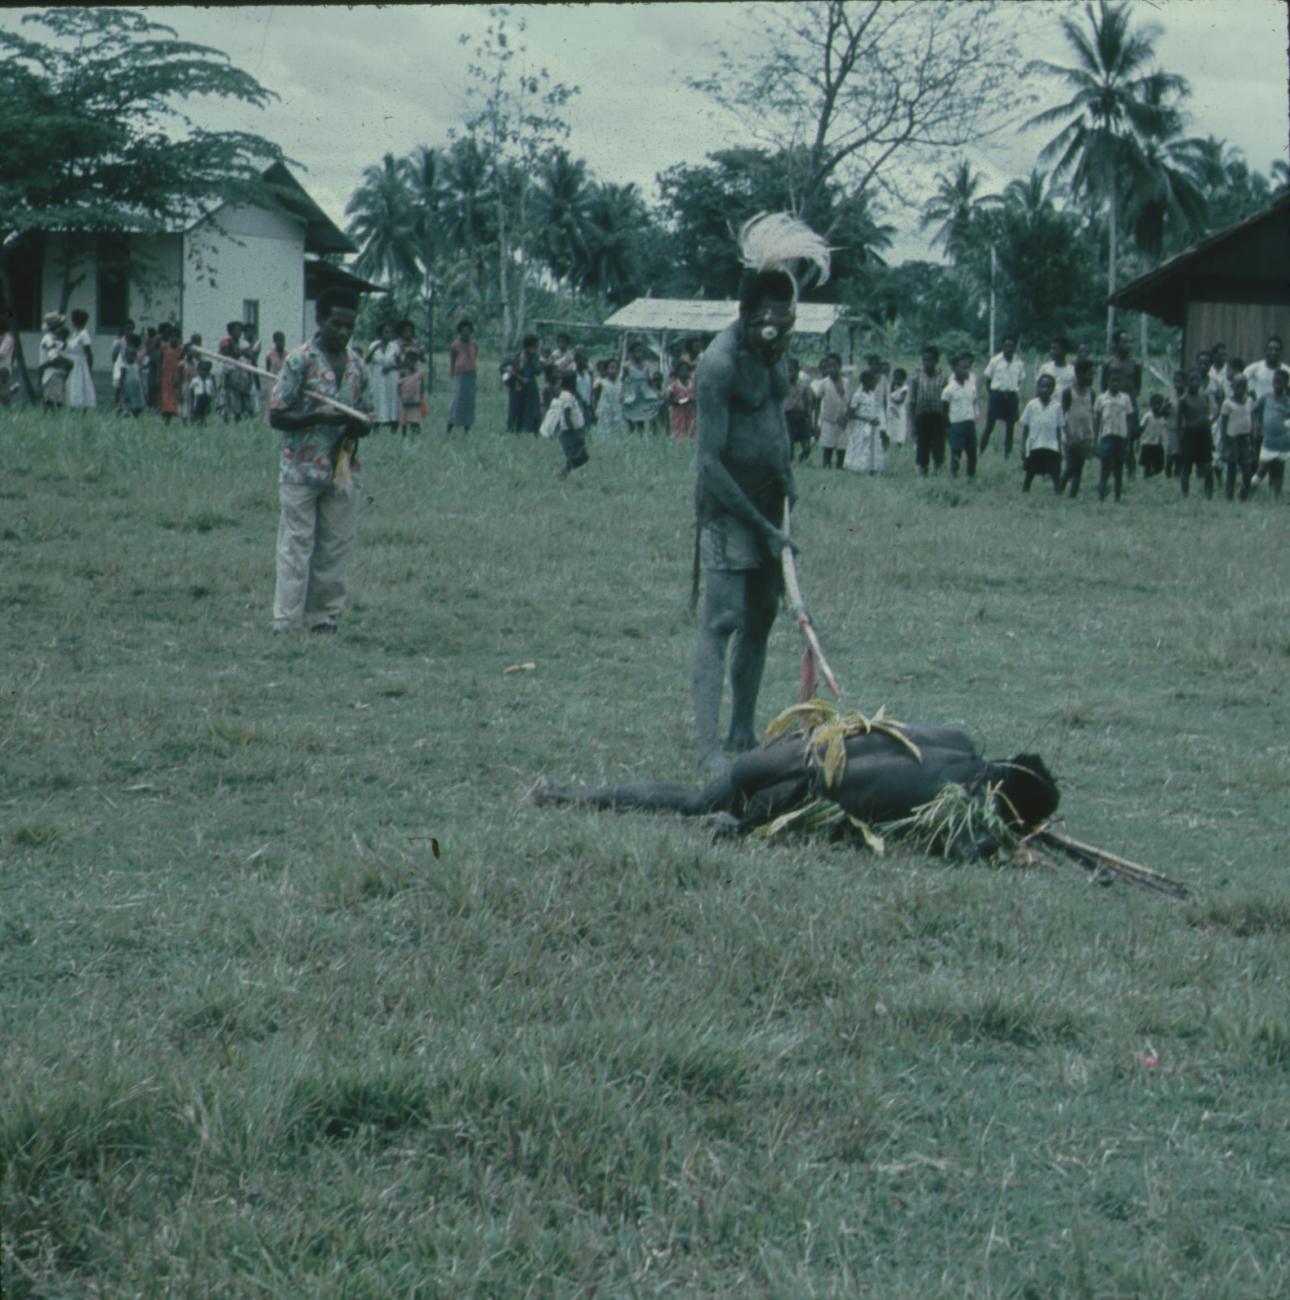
737,211,832,294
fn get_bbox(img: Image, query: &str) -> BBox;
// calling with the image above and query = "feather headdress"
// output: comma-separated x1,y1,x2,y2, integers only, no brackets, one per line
737,212,832,302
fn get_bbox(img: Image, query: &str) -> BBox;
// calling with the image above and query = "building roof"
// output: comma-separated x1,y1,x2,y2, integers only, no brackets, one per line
1109,192,1290,325
249,163,356,257
602,298,845,336
304,259,386,298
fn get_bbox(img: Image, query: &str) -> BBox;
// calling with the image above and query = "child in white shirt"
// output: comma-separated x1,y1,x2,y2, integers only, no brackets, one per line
941,352,979,480
189,361,216,423
1020,373,1063,493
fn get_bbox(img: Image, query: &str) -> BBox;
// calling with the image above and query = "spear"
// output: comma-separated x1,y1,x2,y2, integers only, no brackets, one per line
190,345,371,493
780,502,842,702
1035,828,1193,899
188,345,371,423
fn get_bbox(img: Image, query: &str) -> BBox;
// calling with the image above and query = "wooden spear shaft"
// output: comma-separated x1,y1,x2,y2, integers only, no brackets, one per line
781,502,842,702
189,345,371,424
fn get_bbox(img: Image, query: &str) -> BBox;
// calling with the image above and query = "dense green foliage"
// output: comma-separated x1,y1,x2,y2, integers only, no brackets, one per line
0,9,282,240
3,375,1289,1296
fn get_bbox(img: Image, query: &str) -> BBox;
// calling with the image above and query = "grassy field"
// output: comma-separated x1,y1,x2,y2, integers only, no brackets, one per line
3,364,1289,1298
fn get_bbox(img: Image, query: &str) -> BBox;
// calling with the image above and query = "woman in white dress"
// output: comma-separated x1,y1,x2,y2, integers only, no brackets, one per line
66,308,97,409
364,323,402,428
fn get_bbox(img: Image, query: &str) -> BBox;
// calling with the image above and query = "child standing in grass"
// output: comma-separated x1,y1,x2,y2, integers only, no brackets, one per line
844,368,885,474
1020,373,1063,493
1060,360,1096,497
1095,372,1134,502
121,338,146,417
886,366,909,449
1218,372,1255,501
554,371,589,480
784,358,814,462
39,315,70,411
813,352,849,469
398,350,425,436
909,346,948,476
1137,393,1168,479
941,352,979,480
667,361,697,441
1165,369,1186,478
1176,368,1215,499
1250,367,1290,496
189,360,215,424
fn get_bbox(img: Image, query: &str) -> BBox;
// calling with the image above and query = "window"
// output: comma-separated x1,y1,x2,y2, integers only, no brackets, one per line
242,299,260,336
97,235,130,332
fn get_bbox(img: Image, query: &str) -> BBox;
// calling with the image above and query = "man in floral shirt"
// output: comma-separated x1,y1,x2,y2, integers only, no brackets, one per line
268,287,374,634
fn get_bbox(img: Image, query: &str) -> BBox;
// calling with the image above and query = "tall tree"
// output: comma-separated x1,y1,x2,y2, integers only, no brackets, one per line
689,0,1026,225
344,153,419,288
1194,137,1275,231
918,160,999,265
437,136,496,303
1024,0,1188,347
0,8,284,315
578,182,649,304
459,5,577,349
530,149,594,288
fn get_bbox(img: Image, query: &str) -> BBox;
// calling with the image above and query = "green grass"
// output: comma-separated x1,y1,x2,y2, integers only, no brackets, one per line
3,370,1289,1298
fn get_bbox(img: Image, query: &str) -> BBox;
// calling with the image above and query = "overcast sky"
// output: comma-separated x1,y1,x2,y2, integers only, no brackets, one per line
7,2,1289,264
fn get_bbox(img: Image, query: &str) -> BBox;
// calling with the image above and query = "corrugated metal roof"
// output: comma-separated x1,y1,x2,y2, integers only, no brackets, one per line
602,298,844,335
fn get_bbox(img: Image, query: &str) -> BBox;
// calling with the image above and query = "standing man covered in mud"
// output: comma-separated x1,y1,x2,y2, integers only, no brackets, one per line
691,214,831,776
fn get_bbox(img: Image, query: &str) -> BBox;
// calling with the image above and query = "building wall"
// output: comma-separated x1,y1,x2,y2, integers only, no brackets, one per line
1184,301,1290,369
183,205,307,357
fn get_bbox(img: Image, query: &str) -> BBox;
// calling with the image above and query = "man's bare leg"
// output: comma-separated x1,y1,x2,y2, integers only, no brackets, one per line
692,570,743,775
726,569,779,753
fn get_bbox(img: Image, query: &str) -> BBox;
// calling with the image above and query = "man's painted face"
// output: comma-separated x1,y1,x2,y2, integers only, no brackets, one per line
746,299,795,365
319,308,357,354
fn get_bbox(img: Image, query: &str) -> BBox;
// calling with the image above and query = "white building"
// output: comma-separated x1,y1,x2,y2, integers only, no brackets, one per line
7,164,376,384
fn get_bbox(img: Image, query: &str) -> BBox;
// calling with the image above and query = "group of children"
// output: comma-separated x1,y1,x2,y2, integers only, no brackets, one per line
780,331,1290,505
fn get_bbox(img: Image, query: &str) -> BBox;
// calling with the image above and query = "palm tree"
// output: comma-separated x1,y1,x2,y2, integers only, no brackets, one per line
1271,159,1290,196
918,160,997,265
344,153,419,289
438,137,495,302
530,148,594,287
1121,90,1207,265
579,181,647,303
837,189,896,269
1024,0,1188,347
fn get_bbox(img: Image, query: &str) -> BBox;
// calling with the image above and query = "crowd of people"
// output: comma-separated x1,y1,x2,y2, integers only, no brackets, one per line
2,309,432,435
486,323,1290,503
7,302,1288,506
786,330,1290,504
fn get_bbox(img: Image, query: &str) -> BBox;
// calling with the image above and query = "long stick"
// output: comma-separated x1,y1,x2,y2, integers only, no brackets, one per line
781,502,842,702
1037,828,1193,899
189,345,371,423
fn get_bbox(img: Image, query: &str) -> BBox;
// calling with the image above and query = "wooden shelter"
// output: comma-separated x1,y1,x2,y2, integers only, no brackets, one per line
601,298,846,371
1109,193,1290,363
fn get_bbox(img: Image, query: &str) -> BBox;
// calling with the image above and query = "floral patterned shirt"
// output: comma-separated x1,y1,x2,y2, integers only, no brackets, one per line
269,335,373,487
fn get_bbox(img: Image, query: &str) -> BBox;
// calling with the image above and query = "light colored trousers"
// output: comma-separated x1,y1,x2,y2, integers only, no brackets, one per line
273,481,358,631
